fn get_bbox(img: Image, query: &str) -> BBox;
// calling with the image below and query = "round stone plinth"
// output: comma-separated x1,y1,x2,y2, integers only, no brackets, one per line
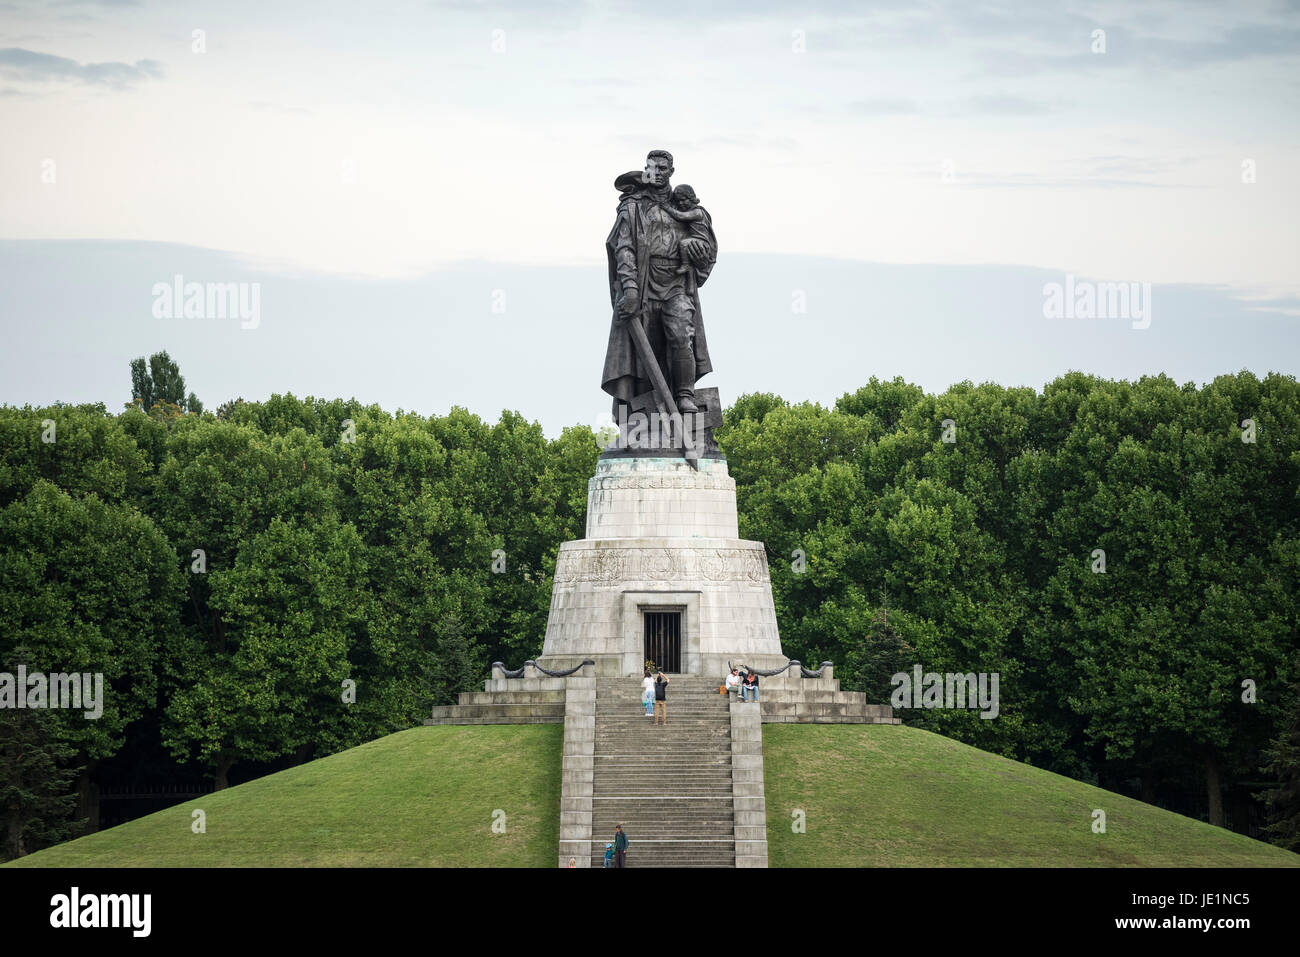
540,455,789,677
585,456,738,540
538,537,788,678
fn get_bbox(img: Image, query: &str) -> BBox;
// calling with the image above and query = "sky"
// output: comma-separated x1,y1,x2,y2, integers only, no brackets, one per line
1,0,1298,432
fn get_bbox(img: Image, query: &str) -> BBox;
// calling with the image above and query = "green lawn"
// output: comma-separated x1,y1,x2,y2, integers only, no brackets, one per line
6,725,562,867
763,723,1300,867
9,721,1296,867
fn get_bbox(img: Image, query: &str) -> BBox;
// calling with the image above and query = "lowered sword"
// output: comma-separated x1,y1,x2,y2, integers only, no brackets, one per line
622,302,699,469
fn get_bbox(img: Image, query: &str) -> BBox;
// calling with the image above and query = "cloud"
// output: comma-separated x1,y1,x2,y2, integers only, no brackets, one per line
606,132,799,153
249,100,314,116
0,47,160,90
845,95,1064,117
974,21,1300,77
1141,24,1300,68
961,94,1060,115
954,174,1189,190
848,97,923,115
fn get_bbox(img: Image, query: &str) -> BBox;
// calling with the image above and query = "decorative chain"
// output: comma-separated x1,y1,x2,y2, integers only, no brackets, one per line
492,659,595,678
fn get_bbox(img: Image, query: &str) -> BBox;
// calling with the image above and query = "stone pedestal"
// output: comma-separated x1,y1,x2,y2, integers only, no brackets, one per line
422,450,899,870
537,455,789,678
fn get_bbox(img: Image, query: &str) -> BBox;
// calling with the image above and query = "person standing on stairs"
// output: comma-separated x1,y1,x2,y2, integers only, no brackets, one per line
654,670,670,725
614,824,629,868
642,668,655,717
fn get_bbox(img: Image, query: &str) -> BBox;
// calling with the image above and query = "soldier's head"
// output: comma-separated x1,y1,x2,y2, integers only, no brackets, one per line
643,150,674,188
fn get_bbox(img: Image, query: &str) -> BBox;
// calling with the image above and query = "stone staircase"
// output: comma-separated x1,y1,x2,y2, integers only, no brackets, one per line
589,675,736,867
757,683,898,724
425,662,892,867
427,689,565,725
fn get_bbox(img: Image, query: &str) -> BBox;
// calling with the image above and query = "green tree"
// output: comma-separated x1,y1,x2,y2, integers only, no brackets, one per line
128,350,202,415
0,704,81,860
163,516,366,787
129,357,154,411
0,481,181,768
843,608,915,705
0,404,154,508
1260,661,1300,851
430,616,477,707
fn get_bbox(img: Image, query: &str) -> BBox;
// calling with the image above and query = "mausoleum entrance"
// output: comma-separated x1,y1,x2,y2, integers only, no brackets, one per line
643,609,683,673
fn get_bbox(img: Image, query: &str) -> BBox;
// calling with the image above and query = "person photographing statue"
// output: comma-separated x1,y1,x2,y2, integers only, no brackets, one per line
654,669,670,725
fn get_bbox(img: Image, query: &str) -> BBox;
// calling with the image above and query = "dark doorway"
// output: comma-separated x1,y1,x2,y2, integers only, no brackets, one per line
643,610,682,673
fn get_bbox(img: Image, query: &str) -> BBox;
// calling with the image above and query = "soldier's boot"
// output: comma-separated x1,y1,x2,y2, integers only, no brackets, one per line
673,352,699,414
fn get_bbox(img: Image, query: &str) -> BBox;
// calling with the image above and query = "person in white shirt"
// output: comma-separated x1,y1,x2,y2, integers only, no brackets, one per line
724,668,741,697
642,669,655,717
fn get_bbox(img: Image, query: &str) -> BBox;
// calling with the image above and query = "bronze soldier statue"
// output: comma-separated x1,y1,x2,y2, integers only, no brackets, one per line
600,150,718,423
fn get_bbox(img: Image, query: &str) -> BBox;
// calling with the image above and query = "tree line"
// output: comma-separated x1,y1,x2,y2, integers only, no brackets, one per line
0,368,1296,857
722,371,1298,847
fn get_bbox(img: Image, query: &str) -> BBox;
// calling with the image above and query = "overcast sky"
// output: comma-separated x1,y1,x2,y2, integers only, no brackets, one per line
1,1,1297,430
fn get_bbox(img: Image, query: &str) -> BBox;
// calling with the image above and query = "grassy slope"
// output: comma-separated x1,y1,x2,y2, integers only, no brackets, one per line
7,725,562,867
9,722,1296,867
763,723,1300,867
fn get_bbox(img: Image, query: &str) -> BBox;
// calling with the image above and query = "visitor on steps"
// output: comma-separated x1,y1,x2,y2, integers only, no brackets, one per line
642,668,655,717
614,825,629,867
603,842,615,867
741,670,759,702
654,670,669,725
724,667,741,697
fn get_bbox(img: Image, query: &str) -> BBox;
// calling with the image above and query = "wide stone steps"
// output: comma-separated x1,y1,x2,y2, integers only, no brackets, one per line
589,842,736,868
597,716,731,724
599,721,728,728
594,799,735,810
595,811,738,826
759,700,898,723
592,821,736,838
594,764,732,774
593,809,735,822
595,733,733,738
595,789,731,796
430,703,563,717
595,734,729,744
595,759,733,768
591,676,736,868
457,690,567,705
594,813,736,826
594,775,731,783
593,767,733,778
425,691,566,725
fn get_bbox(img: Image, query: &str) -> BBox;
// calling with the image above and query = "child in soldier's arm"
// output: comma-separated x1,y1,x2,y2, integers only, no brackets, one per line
661,184,711,277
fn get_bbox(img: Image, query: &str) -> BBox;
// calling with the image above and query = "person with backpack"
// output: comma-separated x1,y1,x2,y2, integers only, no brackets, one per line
613,824,629,868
